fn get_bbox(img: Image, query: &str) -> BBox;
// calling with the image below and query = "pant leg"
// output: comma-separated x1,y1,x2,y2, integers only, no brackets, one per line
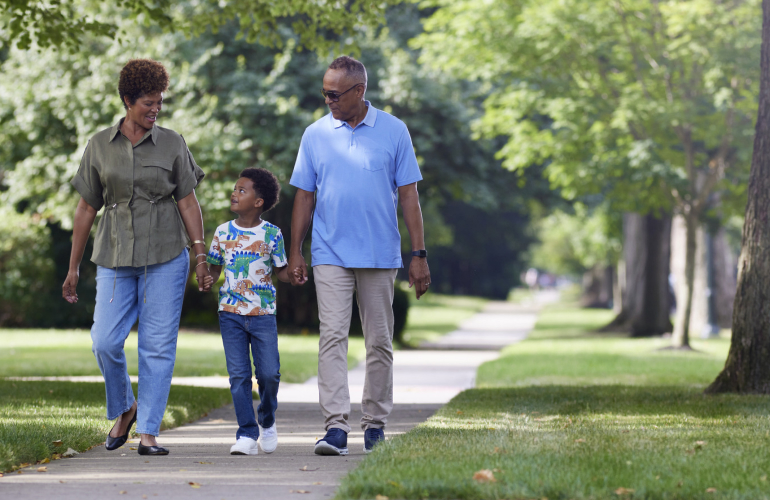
250,314,280,430
91,265,139,420
135,249,189,436
219,311,259,440
313,265,356,433
354,268,398,431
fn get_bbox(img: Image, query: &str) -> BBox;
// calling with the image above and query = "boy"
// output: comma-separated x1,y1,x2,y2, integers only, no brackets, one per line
202,168,291,455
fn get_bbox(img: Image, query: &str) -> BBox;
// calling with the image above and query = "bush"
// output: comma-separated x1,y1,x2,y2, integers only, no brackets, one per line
0,208,55,325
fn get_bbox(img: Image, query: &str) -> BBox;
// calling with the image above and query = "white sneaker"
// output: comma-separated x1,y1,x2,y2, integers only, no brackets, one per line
258,424,277,453
230,436,259,455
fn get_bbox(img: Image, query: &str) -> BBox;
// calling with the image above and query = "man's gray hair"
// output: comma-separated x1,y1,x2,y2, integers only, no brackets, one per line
328,56,367,87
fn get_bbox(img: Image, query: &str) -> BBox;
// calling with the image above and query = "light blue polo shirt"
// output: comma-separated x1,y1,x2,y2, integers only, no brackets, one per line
290,102,422,268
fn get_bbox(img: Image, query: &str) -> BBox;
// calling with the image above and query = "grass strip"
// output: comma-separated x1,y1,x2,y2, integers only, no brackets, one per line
338,303,768,500
0,380,230,473
0,330,365,383
400,293,488,347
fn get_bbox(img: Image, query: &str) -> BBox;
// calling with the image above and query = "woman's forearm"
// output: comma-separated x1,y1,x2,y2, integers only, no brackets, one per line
177,191,206,254
69,198,98,272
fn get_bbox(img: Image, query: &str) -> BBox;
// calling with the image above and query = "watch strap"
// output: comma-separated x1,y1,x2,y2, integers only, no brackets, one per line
411,249,428,258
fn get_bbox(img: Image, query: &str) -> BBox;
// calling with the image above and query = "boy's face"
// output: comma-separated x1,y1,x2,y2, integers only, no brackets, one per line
230,177,263,215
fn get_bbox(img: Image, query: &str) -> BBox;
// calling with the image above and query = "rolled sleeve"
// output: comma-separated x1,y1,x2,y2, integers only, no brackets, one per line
172,137,205,201
70,140,104,211
289,132,318,192
394,127,422,187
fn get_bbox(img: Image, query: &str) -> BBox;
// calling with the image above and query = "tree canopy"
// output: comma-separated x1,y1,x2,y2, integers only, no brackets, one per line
0,0,401,53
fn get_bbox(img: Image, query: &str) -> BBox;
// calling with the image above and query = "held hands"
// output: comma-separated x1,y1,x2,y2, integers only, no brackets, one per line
201,274,215,292
288,254,308,286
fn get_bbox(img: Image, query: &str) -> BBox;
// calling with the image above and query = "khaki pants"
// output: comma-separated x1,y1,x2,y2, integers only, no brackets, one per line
313,265,398,433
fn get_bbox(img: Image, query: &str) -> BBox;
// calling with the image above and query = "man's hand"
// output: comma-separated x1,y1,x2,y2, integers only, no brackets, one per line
408,256,431,299
289,254,308,285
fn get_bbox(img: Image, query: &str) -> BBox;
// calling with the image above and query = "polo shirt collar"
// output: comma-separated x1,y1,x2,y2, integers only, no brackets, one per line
331,100,378,129
109,118,158,145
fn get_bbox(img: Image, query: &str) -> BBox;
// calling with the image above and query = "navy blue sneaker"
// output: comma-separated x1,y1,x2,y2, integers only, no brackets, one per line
364,428,384,454
314,428,348,456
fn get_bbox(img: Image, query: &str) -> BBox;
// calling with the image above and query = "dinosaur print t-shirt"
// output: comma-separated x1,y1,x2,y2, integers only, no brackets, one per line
207,220,288,316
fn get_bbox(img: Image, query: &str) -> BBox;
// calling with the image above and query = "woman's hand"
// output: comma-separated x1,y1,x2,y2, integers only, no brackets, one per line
62,270,80,303
195,264,210,292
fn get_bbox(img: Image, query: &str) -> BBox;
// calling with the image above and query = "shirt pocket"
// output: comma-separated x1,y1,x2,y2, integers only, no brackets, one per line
140,158,174,195
362,147,388,172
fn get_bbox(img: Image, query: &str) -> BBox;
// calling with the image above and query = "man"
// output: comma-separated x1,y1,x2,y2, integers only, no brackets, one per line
289,56,431,456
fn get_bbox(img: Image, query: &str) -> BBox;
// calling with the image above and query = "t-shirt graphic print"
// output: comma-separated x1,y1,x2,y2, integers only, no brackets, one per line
207,220,288,316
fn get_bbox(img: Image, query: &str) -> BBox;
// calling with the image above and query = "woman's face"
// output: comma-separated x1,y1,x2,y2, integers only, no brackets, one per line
126,92,163,130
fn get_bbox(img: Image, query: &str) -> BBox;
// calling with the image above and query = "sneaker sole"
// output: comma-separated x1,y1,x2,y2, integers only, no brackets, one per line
314,441,349,456
259,441,277,454
230,450,259,455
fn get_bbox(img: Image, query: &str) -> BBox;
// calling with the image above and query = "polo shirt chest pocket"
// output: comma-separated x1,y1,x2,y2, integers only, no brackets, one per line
140,158,174,194
362,146,388,172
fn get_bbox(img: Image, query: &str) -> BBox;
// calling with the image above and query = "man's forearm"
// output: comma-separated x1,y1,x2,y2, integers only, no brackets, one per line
290,189,315,256
398,184,426,251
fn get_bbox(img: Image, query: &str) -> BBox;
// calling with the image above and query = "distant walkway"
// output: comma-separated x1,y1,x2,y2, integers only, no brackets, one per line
1,292,556,500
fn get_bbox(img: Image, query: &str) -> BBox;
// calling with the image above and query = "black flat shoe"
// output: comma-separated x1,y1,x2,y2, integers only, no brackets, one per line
137,444,169,456
105,410,137,451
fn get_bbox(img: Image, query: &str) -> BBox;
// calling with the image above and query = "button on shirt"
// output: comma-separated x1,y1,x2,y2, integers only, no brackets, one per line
71,119,205,268
290,102,422,268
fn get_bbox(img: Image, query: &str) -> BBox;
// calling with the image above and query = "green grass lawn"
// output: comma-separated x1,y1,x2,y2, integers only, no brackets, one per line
0,380,231,473
0,329,365,383
400,292,488,347
339,303,770,500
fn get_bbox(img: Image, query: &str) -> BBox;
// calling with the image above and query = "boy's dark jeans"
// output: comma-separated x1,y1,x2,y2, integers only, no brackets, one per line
219,312,281,440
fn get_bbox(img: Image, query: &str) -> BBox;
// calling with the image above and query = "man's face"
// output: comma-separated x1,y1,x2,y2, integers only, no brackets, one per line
322,69,364,121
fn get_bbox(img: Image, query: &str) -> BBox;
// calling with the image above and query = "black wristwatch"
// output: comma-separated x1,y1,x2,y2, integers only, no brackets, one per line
411,249,428,258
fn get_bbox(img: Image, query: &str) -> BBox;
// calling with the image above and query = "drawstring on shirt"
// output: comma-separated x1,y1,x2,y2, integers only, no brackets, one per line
144,198,159,304
107,203,119,303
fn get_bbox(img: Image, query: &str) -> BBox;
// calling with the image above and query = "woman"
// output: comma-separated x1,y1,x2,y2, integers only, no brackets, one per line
62,59,209,456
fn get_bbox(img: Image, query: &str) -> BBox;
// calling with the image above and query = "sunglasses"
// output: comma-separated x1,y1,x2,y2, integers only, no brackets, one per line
320,83,363,102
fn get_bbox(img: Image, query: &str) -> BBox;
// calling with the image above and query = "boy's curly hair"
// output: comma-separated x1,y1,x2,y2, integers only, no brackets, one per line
118,59,169,109
240,168,281,212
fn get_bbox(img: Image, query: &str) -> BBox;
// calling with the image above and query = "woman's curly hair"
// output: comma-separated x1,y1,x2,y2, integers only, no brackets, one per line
118,59,169,109
240,168,281,212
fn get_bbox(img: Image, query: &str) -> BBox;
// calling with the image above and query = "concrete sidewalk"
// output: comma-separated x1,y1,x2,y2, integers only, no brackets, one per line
1,295,553,499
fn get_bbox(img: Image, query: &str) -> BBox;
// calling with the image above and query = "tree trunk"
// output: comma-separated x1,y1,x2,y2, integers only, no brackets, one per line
670,214,713,340
707,0,770,393
581,265,613,308
712,227,738,328
671,212,698,348
600,213,672,335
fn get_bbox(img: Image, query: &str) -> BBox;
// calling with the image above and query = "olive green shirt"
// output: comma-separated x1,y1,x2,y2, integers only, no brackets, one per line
71,119,205,268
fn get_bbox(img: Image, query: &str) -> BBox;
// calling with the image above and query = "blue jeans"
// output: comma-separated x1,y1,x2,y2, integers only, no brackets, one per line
91,249,188,436
218,312,281,440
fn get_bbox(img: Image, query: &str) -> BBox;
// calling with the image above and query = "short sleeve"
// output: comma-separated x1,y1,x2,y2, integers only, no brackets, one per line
394,126,423,187
172,136,205,201
207,234,225,266
289,130,318,192
271,229,288,268
70,140,105,211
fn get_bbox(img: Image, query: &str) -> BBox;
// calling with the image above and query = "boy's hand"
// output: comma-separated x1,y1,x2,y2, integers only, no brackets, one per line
201,275,215,292
289,254,308,285
292,266,307,285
